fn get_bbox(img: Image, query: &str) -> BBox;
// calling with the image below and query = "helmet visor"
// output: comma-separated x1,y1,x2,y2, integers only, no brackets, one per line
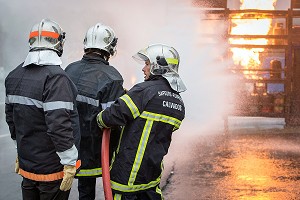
132,52,149,64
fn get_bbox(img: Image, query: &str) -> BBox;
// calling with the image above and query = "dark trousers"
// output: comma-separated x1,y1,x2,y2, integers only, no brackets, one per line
21,177,70,200
112,186,163,200
78,177,96,200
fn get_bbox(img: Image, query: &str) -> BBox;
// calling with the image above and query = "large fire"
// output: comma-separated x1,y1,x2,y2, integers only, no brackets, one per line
229,0,277,83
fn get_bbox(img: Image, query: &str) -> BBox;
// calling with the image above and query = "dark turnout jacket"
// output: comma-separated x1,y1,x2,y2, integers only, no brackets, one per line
5,63,80,181
65,53,124,177
97,76,185,193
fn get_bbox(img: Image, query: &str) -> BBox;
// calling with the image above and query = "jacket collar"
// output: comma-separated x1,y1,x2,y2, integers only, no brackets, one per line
82,53,109,65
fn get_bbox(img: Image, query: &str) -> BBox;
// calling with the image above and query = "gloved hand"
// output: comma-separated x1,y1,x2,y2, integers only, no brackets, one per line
15,156,20,174
60,165,76,191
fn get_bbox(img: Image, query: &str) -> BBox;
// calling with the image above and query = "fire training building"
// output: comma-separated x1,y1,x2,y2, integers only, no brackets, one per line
193,0,300,127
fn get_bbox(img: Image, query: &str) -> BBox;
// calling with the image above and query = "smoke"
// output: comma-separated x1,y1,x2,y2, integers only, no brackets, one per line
0,0,236,133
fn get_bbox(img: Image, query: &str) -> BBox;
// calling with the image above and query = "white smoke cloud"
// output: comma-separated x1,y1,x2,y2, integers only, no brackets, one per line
4,0,287,133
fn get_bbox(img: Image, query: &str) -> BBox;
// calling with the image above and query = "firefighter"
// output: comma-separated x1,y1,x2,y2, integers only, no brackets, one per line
5,19,81,200
97,44,186,199
65,23,125,200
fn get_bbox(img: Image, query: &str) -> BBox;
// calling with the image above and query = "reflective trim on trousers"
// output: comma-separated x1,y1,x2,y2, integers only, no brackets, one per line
110,177,161,193
75,168,102,177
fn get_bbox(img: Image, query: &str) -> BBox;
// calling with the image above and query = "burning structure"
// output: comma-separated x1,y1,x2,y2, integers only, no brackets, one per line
193,0,300,127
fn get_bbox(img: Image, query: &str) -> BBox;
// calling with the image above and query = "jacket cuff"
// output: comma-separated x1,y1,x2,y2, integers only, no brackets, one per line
56,145,78,166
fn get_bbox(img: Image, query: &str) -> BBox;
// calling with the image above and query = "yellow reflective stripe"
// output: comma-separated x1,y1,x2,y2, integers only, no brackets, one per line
156,185,163,196
128,120,153,185
166,58,178,65
116,126,125,154
111,176,161,193
120,94,140,118
114,194,122,200
111,126,125,168
75,168,102,177
140,111,181,129
97,111,109,128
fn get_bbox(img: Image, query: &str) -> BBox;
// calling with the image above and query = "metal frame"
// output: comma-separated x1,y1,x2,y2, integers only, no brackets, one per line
197,0,300,126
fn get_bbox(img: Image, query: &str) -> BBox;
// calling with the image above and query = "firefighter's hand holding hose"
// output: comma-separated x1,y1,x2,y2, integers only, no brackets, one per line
60,165,76,191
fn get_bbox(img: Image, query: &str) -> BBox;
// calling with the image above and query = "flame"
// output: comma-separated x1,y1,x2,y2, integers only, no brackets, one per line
229,0,277,91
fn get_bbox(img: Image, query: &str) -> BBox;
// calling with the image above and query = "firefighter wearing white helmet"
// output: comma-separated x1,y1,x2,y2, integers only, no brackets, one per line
133,43,187,92
65,22,124,200
83,23,118,60
29,18,65,57
5,18,80,199
97,43,185,199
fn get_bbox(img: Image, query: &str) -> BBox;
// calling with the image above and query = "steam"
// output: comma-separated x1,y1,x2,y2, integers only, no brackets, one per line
0,0,245,133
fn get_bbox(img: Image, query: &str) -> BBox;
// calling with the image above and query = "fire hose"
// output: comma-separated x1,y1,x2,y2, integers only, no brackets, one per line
101,128,113,200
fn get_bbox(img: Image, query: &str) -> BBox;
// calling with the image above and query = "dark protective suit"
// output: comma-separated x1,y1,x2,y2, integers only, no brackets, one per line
98,76,185,199
5,62,80,199
65,53,124,199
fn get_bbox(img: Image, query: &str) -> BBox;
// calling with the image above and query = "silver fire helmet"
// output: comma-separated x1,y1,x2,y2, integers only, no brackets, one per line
83,23,118,56
132,44,187,93
28,19,66,57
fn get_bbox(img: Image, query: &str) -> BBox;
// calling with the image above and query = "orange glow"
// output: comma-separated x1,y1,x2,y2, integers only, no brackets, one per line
231,152,278,200
131,75,137,85
229,0,277,86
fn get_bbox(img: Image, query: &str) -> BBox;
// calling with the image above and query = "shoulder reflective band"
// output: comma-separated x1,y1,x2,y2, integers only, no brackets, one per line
166,58,178,65
19,168,64,182
120,94,140,118
29,31,60,39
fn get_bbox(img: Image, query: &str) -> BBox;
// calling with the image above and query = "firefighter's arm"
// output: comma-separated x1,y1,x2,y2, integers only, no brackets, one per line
97,85,148,129
43,74,79,190
5,96,20,174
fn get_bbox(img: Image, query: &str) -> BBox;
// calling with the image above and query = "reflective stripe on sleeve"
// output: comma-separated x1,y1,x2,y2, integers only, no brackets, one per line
19,168,64,182
76,94,115,109
101,101,114,109
120,94,140,118
43,101,73,111
6,95,43,108
56,145,78,166
97,111,109,128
